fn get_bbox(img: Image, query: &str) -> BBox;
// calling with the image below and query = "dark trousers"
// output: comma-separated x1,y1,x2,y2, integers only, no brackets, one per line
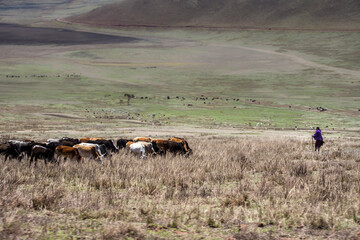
315,140,324,151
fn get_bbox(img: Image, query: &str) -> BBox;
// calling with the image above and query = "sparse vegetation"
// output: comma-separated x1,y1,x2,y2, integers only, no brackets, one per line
1,136,360,239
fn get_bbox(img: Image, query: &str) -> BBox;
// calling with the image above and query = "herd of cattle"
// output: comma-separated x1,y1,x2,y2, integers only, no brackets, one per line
0,137,192,166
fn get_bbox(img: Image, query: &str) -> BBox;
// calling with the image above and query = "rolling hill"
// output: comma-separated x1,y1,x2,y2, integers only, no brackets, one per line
68,0,360,30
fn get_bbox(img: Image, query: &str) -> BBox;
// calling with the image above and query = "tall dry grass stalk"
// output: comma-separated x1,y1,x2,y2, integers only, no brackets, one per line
0,136,359,239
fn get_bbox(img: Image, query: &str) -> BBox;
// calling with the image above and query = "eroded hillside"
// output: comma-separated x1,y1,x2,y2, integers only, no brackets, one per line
68,0,360,30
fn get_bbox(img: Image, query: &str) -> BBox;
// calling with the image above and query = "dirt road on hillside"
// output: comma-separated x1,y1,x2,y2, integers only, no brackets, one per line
210,44,360,77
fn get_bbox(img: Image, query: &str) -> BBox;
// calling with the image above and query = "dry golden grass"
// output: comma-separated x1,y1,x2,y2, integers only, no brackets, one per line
0,136,360,239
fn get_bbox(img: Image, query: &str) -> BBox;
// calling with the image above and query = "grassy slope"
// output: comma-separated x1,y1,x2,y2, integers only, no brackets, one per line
0,1,359,134
69,0,360,30
0,27,359,133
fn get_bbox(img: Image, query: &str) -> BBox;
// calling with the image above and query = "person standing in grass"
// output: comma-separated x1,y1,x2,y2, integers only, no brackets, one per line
313,127,324,151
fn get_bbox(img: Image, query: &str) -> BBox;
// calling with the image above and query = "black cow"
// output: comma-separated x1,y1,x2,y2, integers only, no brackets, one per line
0,142,23,161
92,143,108,156
151,140,191,156
116,138,133,149
30,145,55,167
46,140,74,151
169,137,192,156
60,137,79,145
8,140,43,159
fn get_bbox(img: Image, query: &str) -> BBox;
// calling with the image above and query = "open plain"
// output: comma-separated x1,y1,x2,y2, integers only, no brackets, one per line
0,0,360,239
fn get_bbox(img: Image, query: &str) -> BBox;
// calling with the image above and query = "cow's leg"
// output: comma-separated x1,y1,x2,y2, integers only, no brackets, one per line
29,155,34,167
140,149,147,159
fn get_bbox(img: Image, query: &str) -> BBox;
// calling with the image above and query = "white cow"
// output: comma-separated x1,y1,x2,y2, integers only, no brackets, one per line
129,141,155,159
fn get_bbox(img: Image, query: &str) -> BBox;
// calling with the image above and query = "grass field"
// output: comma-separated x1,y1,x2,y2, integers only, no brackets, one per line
1,136,360,239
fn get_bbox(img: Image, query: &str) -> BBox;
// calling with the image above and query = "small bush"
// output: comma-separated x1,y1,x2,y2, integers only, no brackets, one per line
290,161,308,177
309,215,330,230
222,193,249,207
31,187,64,210
102,223,144,240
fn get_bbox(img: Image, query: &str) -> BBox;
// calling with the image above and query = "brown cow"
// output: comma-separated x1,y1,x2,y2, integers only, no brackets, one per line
169,137,185,142
126,141,134,148
133,137,151,142
55,146,81,163
79,137,105,143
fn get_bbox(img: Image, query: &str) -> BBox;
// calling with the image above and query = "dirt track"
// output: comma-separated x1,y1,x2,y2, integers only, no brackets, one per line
230,45,360,77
